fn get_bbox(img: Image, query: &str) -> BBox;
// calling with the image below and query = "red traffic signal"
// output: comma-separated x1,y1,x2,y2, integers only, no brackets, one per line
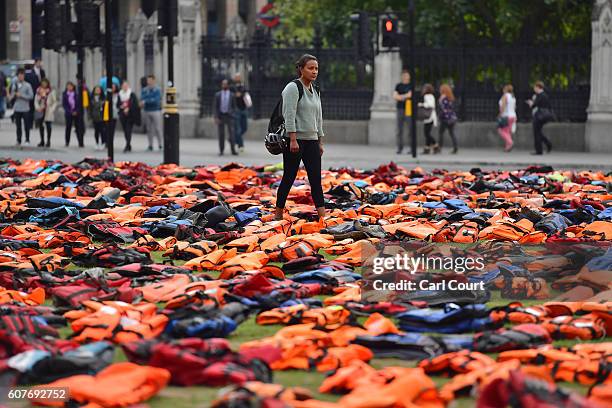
385,19,394,32
382,17,398,47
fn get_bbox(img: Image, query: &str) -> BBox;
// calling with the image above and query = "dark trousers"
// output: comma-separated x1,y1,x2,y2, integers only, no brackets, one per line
533,119,551,154
424,122,435,146
438,121,457,149
276,139,324,209
65,115,84,146
396,108,412,150
217,113,235,153
93,121,106,145
234,109,248,148
38,121,52,144
120,116,133,147
14,112,30,143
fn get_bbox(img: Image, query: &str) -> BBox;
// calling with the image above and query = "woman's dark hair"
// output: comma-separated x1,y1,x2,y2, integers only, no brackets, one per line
421,83,434,96
40,78,50,88
65,81,75,90
92,85,103,95
295,54,318,77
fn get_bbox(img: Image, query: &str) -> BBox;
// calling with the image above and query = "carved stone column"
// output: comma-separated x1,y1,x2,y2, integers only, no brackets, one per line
586,0,612,152
367,50,402,146
176,0,202,138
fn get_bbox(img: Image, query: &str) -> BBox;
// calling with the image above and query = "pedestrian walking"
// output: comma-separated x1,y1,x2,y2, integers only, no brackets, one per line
0,68,7,119
140,75,163,151
117,81,141,153
275,54,325,222
437,83,458,154
9,68,33,146
24,63,40,133
214,79,237,156
497,84,516,152
231,73,251,152
527,81,553,155
63,82,84,147
89,86,106,150
33,58,46,82
33,78,57,148
418,83,438,154
393,69,413,154
104,83,119,148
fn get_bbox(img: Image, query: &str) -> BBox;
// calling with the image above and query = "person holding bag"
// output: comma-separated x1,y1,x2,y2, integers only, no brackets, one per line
34,78,56,147
497,84,517,152
527,81,553,155
418,83,438,154
275,54,325,222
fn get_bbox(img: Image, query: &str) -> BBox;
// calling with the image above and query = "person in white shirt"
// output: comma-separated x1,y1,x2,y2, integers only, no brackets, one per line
498,84,517,152
418,83,438,154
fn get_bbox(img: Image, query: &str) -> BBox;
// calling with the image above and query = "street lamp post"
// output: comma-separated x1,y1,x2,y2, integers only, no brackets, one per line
408,0,417,158
104,0,114,161
163,34,179,165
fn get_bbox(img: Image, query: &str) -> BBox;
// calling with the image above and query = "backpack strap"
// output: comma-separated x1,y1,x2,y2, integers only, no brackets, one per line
292,79,304,102
292,79,320,101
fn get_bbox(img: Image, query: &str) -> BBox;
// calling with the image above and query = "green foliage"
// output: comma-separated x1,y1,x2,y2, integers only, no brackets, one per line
271,0,592,47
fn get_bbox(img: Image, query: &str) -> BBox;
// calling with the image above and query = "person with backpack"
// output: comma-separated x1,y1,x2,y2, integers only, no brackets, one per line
438,83,458,154
274,54,325,222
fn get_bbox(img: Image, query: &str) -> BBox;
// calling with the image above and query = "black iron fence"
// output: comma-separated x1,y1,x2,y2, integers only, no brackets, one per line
401,43,590,122
200,32,590,123
199,32,374,121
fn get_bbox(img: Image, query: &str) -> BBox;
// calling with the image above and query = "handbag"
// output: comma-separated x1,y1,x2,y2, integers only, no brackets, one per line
34,110,45,121
243,92,252,109
496,116,509,128
535,108,555,124
417,106,433,121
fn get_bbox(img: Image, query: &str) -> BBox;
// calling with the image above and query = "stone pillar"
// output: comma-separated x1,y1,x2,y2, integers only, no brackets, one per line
586,0,612,153
5,0,32,61
126,10,147,95
176,0,202,138
367,50,402,145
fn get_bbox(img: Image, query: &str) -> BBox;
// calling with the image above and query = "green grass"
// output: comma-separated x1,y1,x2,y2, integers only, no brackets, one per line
48,248,603,406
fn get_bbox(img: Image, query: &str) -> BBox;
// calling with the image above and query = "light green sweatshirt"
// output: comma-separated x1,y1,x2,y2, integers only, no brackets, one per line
281,80,324,140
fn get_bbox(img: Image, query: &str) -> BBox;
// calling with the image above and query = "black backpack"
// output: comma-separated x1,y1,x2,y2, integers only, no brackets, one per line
265,79,320,155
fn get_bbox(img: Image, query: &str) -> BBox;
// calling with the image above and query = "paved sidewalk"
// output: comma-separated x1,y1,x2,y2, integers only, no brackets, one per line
0,119,609,171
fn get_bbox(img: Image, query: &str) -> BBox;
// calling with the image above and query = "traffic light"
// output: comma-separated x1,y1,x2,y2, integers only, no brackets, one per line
61,0,76,47
43,0,63,50
382,17,398,48
32,0,45,54
351,11,372,59
158,0,178,37
75,0,101,46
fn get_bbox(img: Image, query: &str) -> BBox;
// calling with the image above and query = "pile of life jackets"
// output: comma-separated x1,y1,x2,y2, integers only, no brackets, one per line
0,157,606,406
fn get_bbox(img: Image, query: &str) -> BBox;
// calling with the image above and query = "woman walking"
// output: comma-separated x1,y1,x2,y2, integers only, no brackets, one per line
437,84,458,154
89,86,106,150
527,81,553,155
34,78,56,148
117,81,140,152
275,54,325,221
418,83,438,154
498,84,516,152
63,82,82,147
